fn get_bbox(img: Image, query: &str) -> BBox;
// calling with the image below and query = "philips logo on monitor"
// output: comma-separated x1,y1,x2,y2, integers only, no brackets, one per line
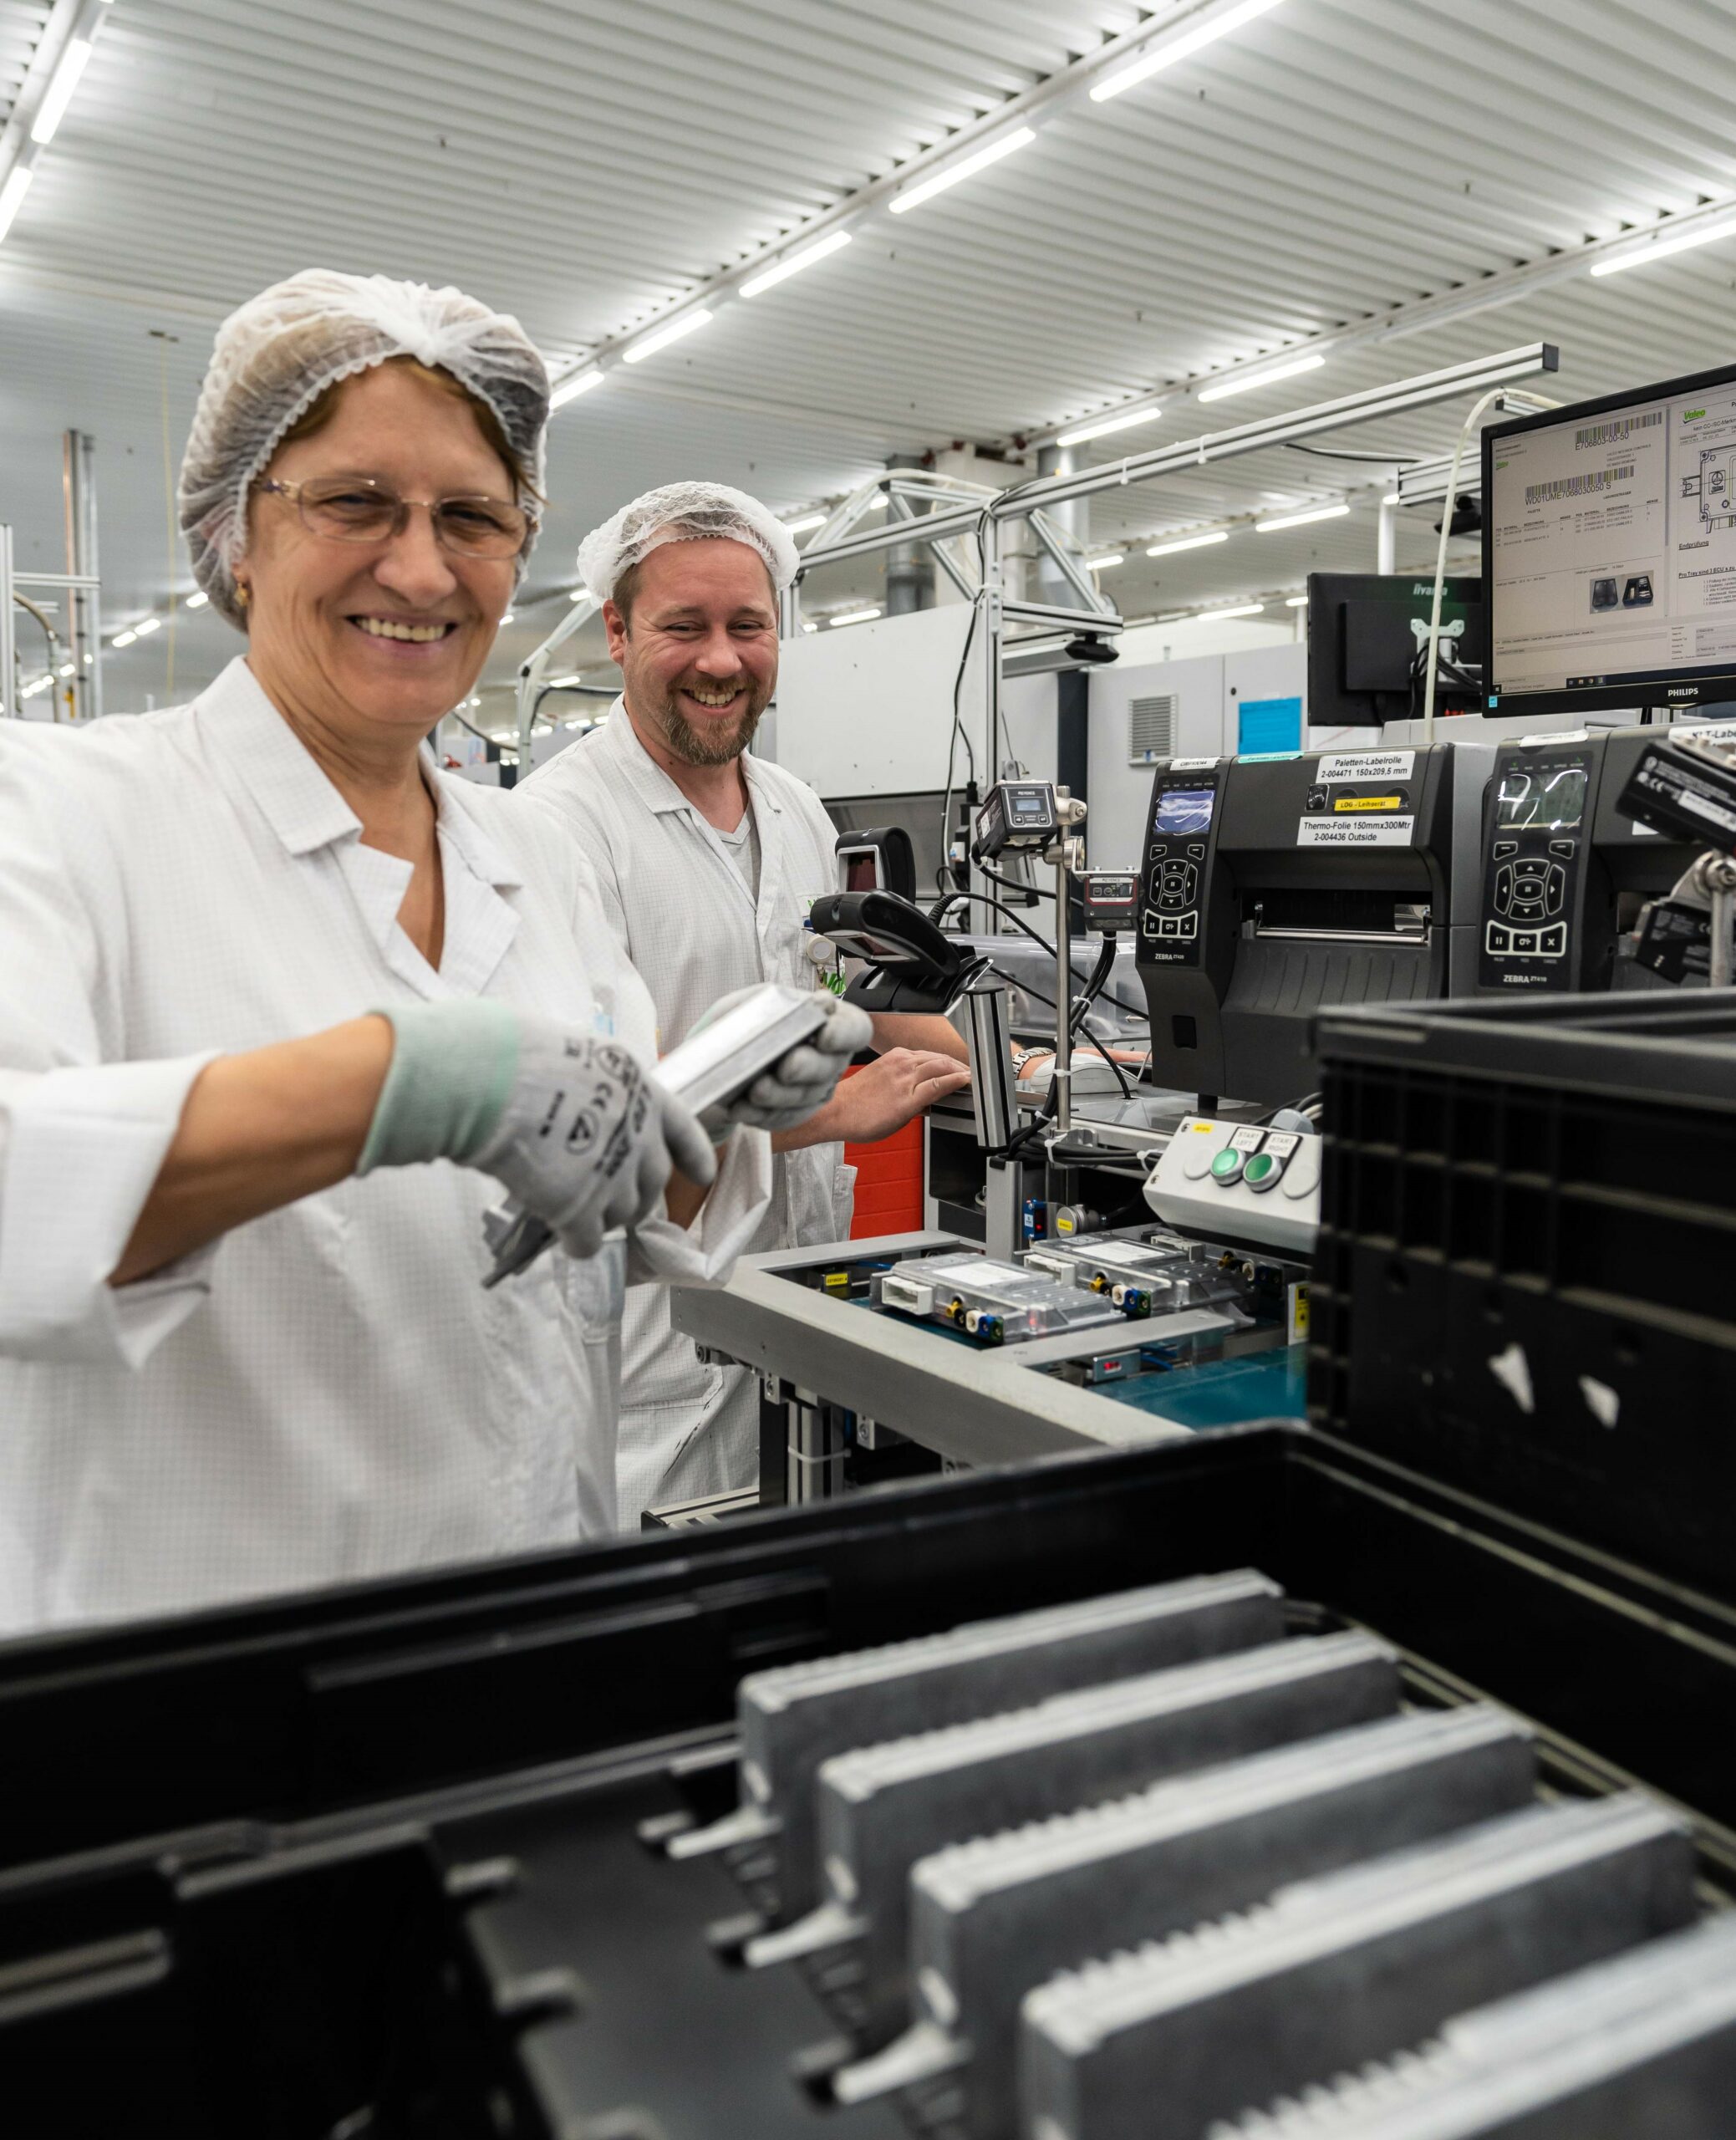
1668,686,1701,698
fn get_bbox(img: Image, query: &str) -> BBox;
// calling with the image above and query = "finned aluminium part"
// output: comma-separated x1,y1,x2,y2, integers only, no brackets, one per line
1215,1913,1736,2138
760,1633,1400,2050
832,1705,1533,2134
1018,1793,1694,2140
662,1571,1285,1926
481,981,832,1286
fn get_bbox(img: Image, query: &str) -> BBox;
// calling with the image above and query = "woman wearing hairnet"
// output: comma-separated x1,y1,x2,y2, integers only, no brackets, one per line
0,269,867,1633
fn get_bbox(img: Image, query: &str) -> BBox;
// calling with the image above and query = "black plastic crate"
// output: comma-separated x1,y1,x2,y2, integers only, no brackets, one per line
1309,990,1736,1602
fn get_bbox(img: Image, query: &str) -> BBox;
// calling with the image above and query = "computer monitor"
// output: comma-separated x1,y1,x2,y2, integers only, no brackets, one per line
1305,572,1485,726
1484,358,1736,717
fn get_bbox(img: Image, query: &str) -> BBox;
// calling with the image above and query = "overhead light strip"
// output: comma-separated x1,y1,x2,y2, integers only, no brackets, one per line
741,229,853,298
1057,405,1163,449
29,33,94,145
1147,528,1231,558
1589,211,1736,278
1197,351,1326,404
0,0,112,249
621,308,715,364
1255,502,1351,532
545,0,1286,414
1092,0,1288,103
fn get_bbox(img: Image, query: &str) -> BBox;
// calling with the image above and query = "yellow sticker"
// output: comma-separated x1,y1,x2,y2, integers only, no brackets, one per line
1335,794,1403,813
1189,1119,1215,1133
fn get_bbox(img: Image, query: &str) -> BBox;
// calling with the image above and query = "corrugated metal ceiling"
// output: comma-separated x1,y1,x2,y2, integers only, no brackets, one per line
0,0,1732,710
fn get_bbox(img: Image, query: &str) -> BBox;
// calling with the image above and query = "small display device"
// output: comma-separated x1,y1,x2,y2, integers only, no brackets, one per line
1493,764,1589,834
1153,787,1215,838
972,781,1059,862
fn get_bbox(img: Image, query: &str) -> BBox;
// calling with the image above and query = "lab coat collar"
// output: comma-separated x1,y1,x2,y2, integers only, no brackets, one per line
600,694,786,821
196,656,365,857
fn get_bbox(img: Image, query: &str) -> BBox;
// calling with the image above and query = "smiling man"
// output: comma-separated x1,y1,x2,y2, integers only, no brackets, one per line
518,482,970,1526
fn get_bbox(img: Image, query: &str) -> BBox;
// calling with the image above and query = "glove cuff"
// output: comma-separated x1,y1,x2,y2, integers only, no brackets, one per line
358,1000,522,1174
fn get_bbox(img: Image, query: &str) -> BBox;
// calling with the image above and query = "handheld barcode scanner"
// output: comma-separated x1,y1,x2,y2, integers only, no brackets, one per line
832,826,916,902
807,889,1017,1154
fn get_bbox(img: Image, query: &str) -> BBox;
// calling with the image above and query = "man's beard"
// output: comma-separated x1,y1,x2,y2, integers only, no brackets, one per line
644,676,767,766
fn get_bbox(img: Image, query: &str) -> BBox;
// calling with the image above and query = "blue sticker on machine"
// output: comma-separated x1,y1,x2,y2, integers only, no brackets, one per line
1237,696,1303,756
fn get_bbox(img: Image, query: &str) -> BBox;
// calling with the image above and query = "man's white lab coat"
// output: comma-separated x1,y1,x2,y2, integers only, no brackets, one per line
518,703,851,1525
0,658,770,1632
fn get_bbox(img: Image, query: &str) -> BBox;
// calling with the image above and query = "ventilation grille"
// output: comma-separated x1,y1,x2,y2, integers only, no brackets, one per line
1128,692,1177,763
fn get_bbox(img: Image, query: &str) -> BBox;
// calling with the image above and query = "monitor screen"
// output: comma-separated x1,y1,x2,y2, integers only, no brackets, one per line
1154,787,1214,836
1488,373,1736,700
1494,764,1588,833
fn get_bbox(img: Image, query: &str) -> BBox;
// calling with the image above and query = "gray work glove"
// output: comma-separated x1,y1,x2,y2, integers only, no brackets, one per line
359,1001,716,1261
690,987,874,1134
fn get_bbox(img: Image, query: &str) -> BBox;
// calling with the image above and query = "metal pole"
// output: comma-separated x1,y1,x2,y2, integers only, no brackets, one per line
884,453,934,615
61,431,100,720
794,345,1558,572
0,523,16,718
1033,445,1081,609
1053,835,1073,1136
1712,880,1733,991
1377,497,1397,575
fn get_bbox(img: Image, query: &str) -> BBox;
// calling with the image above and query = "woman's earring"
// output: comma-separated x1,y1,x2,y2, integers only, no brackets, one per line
233,579,250,609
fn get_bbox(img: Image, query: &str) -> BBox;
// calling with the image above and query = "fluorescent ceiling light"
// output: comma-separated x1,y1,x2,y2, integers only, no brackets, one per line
30,34,94,145
0,165,35,245
1057,405,1163,449
783,509,829,535
1197,351,1326,403
1381,492,1402,507
1146,528,1230,558
109,631,135,649
1255,502,1351,532
888,126,1036,216
802,620,819,633
621,308,714,364
133,616,161,635
1086,552,1126,570
1589,211,1736,277
184,588,209,609
568,587,588,601
741,228,853,299
1184,602,1265,621
499,611,514,624
548,673,584,688
1092,0,1287,102
1285,594,1307,607
830,606,882,626
550,366,606,407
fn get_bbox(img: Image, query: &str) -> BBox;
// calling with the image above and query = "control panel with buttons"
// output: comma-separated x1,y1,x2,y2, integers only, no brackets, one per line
1477,742,1593,991
1135,767,1222,967
1144,1116,1321,1257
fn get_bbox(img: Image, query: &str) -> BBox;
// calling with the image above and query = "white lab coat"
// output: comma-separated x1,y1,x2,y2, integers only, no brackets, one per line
519,701,852,1525
0,657,771,1633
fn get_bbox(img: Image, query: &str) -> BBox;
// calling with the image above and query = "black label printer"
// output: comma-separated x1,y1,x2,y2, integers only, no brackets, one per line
1460,726,1702,996
1135,743,1494,1106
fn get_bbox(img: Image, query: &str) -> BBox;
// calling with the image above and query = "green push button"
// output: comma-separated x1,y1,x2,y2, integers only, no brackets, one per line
1244,1151,1280,1192
1209,1148,1245,1186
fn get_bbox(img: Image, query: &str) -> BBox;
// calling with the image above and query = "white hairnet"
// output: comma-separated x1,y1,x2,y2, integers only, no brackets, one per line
577,481,800,605
179,268,550,629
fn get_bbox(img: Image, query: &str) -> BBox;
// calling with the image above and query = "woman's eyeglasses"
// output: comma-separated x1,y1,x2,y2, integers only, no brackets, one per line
253,476,533,559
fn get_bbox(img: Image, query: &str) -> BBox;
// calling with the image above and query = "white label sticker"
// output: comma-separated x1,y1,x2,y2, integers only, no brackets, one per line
1518,729,1590,746
1681,788,1736,836
1315,750,1415,782
1682,719,1736,744
1229,1125,1266,1152
1296,814,1415,848
1168,756,1218,771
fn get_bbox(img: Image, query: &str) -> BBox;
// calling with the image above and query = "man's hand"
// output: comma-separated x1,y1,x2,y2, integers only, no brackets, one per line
772,1048,970,1152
